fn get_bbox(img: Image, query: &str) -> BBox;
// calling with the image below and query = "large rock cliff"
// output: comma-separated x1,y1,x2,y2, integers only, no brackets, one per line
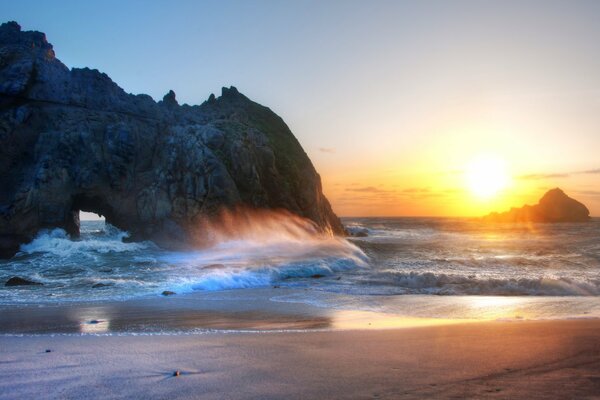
0,21,344,258
483,188,590,223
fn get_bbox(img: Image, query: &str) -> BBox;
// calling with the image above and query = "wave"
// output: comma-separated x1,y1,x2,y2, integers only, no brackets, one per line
366,271,600,296
2,214,368,303
160,237,368,292
4,215,600,307
18,225,150,257
158,207,369,292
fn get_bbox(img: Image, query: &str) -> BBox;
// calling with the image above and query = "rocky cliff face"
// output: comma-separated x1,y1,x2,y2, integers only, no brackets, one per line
0,21,344,258
483,188,590,223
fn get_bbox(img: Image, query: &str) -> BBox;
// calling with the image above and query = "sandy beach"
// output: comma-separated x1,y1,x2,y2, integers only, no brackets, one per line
1,319,600,399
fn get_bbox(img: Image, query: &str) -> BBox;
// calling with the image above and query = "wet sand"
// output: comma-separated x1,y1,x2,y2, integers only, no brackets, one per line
1,319,600,399
0,289,484,334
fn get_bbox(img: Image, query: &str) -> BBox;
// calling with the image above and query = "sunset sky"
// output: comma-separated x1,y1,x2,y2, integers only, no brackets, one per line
6,0,600,216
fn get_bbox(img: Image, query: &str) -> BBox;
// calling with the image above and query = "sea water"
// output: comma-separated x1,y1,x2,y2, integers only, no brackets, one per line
1,217,600,320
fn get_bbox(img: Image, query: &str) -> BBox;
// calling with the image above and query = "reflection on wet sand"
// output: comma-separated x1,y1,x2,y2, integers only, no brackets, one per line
0,302,332,334
330,310,476,330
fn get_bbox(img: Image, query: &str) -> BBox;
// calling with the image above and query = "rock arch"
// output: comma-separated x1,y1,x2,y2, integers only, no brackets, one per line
0,22,345,258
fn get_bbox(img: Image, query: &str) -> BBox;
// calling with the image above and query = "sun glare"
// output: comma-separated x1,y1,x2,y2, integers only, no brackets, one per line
465,156,510,199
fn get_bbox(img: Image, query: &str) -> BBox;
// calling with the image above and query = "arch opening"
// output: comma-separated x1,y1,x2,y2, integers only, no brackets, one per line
68,194,117,237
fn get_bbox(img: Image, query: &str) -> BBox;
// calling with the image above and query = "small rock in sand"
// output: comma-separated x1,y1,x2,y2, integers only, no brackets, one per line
45,349,52,353
173,370,181,377
162,291,176,296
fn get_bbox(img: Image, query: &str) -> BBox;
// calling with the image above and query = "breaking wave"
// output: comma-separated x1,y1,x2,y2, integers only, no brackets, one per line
0,211,367,303
363,271,600,296
19,226,150,257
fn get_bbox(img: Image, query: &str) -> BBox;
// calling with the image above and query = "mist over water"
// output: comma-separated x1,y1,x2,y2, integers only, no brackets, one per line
1,215,600,316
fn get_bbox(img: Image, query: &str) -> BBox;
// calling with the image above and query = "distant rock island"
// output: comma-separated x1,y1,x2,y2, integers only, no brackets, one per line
483,188,590,223
0,21,344,258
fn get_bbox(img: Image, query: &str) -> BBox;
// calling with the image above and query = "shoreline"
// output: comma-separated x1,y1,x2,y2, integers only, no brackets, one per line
0,288,479,335
2,319,600,399
2,288,600,335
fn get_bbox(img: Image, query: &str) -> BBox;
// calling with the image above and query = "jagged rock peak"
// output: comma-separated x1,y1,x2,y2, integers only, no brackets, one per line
161,89,178,106
221,86,240,98
0,21,54,56
0,21,20,33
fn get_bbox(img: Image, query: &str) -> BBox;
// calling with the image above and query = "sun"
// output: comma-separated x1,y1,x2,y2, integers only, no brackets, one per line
465,155,510,199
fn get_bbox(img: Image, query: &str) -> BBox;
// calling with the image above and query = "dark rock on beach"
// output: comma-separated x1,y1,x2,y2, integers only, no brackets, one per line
483,188,590,223
0,21,344,258
161,290,176,296
5,276,43,286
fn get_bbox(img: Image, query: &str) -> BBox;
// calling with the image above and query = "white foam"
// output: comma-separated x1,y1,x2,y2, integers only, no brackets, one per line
19,226,150,257
161,235,367,293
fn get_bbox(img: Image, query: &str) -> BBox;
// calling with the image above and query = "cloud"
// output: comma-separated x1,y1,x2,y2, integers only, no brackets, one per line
346,186,391,193
574,190,600,197
343,186,441,200
318,147,335,153
402,187,430,193
518,173,570,180
517,167,600,180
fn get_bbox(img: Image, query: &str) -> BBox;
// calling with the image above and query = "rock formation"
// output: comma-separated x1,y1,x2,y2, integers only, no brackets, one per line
0,21,344,258
483,188,590,223
5,276,43,286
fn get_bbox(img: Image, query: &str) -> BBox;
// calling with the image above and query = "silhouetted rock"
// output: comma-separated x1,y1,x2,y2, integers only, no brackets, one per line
0,21,344,258
160,90,178,107
0,235,27,259
347,226,369,237
5,276,43,286
161,290,176,296
483,188,590,223
92,283,112,288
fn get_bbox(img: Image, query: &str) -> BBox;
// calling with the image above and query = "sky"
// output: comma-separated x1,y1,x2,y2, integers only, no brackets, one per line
4,0,600,217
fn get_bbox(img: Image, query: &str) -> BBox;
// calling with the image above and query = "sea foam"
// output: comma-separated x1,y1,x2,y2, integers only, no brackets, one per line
19,225,150,257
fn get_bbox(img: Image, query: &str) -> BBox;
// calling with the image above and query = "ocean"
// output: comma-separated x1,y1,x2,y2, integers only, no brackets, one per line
1,217,600,322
